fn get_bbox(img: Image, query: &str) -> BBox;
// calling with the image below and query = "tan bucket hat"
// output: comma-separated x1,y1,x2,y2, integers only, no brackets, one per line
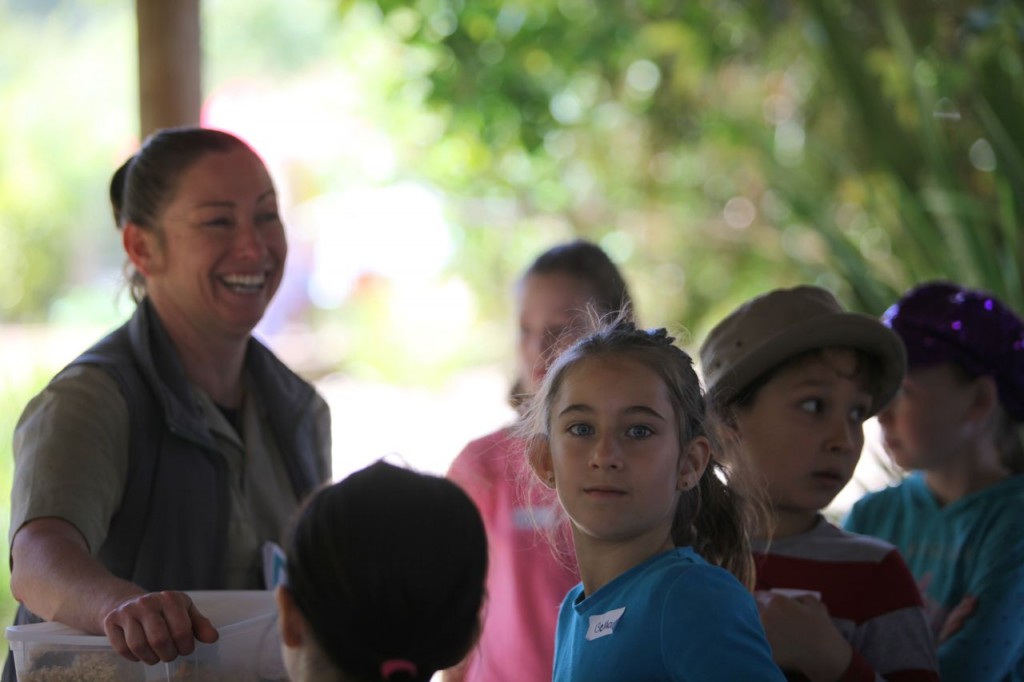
699,285,906,415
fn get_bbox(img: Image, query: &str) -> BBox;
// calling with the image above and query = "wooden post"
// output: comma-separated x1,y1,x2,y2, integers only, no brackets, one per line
136,0,202,138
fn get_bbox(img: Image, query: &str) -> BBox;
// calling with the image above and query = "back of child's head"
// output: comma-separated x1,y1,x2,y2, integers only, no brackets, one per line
883,280,1024,472
700,285,906,418
522,239,633,317
283,460,488,682
522,317,757,588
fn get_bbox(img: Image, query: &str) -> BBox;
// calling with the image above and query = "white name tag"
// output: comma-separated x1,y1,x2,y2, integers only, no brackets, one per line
586,607,626,641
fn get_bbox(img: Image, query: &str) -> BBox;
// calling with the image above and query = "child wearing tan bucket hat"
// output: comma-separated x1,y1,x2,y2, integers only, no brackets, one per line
700,285,939,682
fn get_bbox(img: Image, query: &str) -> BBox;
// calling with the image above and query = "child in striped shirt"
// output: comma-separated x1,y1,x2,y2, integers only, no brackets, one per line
700,285,939,681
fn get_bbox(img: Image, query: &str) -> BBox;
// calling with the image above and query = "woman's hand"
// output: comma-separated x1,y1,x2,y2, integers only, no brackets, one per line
103,591,219,664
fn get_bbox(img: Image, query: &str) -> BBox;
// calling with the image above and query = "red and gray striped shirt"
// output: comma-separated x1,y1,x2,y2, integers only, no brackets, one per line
753,516,940,682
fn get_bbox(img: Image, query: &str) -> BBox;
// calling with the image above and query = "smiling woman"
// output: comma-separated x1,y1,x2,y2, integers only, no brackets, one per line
4,127,331,680
121,143,287,355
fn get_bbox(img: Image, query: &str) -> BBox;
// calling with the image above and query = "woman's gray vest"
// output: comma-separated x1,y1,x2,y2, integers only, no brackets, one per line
3,299,328,680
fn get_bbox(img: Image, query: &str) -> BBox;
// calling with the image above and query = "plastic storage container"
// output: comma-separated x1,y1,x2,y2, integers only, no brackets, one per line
6,591,286,682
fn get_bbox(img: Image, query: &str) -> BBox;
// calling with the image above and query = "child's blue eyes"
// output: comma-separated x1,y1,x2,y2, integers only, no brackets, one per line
567,423,595,437
565,424,653,438
626,425,653,439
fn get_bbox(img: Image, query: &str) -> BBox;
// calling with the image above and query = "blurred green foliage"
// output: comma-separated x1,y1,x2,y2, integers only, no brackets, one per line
6,0,1017,349
0,1,134,323
343,0,1024,335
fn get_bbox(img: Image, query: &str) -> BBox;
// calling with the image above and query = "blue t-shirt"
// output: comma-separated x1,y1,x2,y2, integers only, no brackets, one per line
552,547,784,681
845,473,1024,682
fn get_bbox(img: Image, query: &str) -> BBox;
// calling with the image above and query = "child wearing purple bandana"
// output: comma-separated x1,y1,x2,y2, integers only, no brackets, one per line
845,281,1024,682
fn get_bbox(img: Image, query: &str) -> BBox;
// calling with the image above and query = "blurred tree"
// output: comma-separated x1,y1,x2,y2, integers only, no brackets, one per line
341,0,1024,334
0,1,135,323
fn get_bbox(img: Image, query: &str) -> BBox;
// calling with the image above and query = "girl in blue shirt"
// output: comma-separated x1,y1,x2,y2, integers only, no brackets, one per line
523,319,784,681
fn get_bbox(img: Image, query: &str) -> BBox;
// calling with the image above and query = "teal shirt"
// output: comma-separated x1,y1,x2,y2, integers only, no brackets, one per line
553,547,784,682
845,473,1024,681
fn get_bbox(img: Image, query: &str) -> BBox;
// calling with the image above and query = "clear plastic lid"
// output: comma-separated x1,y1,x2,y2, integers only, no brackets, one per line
5,590,275,645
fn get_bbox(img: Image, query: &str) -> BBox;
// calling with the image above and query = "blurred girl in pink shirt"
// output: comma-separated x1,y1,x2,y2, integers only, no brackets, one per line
445,240,632,682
